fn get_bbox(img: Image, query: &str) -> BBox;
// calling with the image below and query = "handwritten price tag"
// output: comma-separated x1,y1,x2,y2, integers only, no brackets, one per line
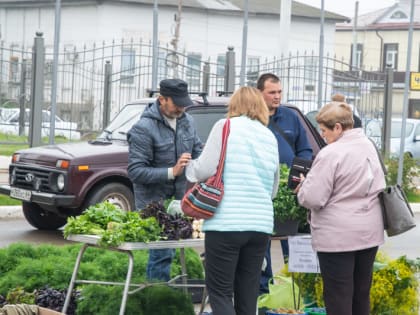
288,235,320,273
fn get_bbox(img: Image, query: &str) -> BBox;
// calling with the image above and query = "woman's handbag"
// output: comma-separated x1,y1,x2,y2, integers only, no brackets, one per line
380,184,416,236
371,140,416,237
181,119,230,219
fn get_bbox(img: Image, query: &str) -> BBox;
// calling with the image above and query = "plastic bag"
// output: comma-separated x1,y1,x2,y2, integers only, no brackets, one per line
257,275,304,310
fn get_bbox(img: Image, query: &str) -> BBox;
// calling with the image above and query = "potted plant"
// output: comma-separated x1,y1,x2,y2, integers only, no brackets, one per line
272,164,308,236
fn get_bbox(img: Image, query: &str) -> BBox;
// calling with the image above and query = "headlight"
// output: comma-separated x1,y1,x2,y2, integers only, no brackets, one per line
57,174,65,191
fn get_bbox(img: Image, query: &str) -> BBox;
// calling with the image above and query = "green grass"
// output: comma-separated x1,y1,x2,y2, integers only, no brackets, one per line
0,133,29,155
0,132,79,156
0,195,22,206
407,191,420,203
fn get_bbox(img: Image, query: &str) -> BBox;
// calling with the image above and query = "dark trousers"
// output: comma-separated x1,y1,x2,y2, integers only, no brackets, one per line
205,231,270,315
259,239,289,295
317,246,378,315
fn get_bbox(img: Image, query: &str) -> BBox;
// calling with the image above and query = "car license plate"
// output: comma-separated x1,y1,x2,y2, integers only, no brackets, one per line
10,187,32,201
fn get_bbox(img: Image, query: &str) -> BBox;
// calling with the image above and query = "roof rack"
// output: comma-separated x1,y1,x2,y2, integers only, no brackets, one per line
189,92,209,106
145,89,209,106
216,91,233,97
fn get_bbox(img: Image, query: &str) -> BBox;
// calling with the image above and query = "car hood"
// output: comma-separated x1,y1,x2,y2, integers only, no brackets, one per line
15,140,128,168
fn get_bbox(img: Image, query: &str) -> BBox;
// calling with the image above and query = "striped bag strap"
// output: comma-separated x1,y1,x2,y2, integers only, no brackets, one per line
213,119,230,186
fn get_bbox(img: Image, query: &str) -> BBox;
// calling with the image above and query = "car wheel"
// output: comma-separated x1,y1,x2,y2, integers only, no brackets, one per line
22,202,68,230
83,183,134,212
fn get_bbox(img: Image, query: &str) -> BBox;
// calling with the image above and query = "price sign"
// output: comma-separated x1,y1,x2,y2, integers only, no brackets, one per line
288,235,320,273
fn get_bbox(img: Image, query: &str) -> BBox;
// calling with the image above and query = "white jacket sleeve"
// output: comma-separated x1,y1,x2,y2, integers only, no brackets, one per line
185,119,225,182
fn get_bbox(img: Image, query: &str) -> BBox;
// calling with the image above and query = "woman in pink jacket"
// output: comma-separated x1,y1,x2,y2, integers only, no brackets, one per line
295,102,385,315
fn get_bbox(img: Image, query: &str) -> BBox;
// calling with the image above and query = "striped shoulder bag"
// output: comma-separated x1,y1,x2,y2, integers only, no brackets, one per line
181,119,230,219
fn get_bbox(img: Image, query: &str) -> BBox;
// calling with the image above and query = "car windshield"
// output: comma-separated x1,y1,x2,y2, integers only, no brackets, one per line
391,121,414,138
98,103,147,140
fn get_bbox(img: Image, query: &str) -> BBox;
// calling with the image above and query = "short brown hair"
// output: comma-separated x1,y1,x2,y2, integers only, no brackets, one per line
256,73,280,91
227,86,269,126
316,102,354,130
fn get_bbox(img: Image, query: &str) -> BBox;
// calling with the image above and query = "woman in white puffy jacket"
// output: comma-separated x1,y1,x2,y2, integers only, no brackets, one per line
186,87,279,315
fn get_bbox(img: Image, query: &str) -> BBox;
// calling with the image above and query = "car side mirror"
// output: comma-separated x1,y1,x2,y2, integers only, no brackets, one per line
414,135,420,142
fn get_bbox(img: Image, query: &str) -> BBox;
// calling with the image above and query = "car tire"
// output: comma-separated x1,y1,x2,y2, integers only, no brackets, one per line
83,183,135,212
22,202,68,230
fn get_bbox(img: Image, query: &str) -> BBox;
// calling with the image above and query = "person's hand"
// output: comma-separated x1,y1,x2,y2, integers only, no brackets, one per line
293,173,306,194
173,153,192,177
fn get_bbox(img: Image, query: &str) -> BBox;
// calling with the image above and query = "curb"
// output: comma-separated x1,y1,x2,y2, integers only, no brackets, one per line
0,206,24,219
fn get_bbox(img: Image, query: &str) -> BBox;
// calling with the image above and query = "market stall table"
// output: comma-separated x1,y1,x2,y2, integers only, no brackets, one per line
62,235,205,315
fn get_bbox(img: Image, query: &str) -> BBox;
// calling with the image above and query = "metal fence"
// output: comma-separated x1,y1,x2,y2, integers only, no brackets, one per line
0,34,389,145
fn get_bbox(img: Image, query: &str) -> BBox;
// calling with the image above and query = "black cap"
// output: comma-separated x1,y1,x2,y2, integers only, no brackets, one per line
159,79,193,107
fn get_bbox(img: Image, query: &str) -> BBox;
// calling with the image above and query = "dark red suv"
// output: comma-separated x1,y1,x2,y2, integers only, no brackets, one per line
0,97,324,230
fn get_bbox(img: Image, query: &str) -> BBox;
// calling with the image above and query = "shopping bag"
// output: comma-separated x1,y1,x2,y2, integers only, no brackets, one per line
257,275,304,310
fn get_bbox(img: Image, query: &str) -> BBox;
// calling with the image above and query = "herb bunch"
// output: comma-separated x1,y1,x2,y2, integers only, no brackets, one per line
140,201,193,240
63,202,162,247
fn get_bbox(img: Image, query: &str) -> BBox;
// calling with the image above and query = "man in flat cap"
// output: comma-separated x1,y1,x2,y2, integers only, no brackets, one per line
127,78,203,281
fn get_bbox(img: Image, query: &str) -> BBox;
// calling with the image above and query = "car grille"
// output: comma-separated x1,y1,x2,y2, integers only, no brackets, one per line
12,165,54,193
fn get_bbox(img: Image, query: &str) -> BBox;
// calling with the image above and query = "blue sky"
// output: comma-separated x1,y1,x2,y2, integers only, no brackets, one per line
296,0,396,18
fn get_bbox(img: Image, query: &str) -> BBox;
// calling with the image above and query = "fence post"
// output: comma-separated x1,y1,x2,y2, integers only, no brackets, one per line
29,31,44,147
103,61,112,129
382,66,394,157
202,61,210,94
224,46,235,95
19,59,27,136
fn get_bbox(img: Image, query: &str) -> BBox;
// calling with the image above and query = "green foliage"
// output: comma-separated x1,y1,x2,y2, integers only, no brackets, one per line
63,202,162,247
273,164,307,225
0,132,80,156
137,286,195,315
6,287,35,305
385,153,420,196
77,285,195,315
287,253,420,314
172,248,205,279
0,195,22,206
0,242,204,314
370,255,419,315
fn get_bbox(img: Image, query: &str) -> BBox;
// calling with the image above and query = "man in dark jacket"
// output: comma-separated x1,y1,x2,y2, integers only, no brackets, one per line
127,78,202,281
257,73,313,294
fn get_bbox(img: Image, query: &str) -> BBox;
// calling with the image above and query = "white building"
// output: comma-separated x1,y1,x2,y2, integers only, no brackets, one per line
0,0,348,131
1,0,347,62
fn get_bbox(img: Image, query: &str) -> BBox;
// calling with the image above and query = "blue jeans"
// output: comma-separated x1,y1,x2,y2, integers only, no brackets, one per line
259,239,289,295
146,248,175,281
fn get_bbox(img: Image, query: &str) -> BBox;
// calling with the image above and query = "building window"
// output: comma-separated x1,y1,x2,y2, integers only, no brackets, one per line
216,54,226,93
64,45,78,62
9,56,19,82
383,43,398,70
216,54,226,77
350,43,363,69
45,60,53,85
247,56,260,86
390,10,408,19
304,56,317,92
186,53,201,92
121,48,136,84
157,51,168,83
